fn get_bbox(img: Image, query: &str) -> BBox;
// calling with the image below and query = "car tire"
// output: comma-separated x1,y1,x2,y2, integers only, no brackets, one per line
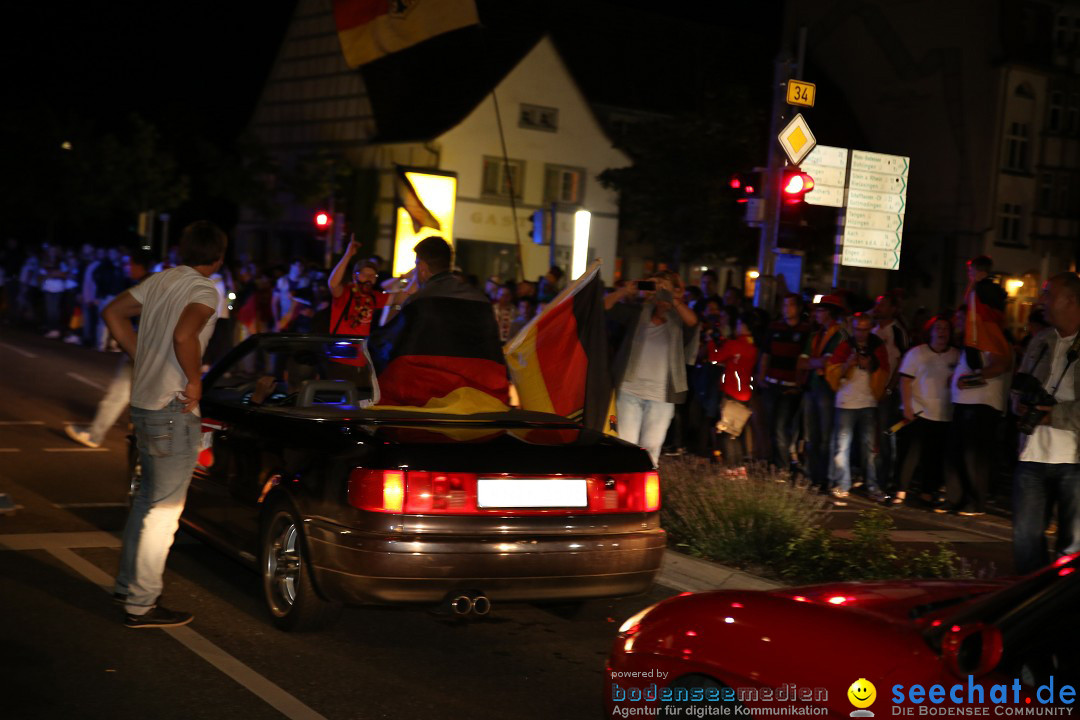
261,500,342,632
662,674,745,711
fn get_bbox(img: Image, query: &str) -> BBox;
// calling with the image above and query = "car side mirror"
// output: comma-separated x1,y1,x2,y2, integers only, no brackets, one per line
943,622,1003,678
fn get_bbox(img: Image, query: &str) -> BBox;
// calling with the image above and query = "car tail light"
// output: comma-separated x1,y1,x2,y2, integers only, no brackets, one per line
348,469,660,515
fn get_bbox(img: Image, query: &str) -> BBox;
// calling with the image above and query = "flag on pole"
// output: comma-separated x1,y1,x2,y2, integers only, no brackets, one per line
333,0,480,68
964,278,1010,358
504,261,616,434
396,166,442,233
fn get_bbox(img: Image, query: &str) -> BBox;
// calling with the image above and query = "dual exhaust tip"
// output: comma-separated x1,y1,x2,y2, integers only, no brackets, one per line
448,592,491,617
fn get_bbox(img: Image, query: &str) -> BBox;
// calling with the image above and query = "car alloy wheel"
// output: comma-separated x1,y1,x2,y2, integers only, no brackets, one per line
260,501,341,631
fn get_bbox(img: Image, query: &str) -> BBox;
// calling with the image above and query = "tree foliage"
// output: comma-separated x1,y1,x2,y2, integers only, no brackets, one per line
598,89,766,266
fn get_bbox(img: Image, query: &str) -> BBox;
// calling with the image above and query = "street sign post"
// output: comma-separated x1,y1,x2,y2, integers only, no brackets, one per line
800,144,848,208
840,150,909,271
777,113,817,166
786,79,816,108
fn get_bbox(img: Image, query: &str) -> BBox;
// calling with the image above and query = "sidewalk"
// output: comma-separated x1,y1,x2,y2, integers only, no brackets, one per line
656,550,782,593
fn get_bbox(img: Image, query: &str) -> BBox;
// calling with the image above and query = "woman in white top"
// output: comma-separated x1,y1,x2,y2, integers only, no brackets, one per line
893,316,960,506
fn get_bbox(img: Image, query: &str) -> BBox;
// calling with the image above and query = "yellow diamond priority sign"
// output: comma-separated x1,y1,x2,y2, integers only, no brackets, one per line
778,113,817,166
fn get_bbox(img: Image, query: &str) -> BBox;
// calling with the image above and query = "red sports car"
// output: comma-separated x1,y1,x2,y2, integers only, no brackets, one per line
607,553,1079,717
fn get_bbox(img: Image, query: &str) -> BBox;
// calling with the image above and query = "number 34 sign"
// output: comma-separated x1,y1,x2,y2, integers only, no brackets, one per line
786,80,816,108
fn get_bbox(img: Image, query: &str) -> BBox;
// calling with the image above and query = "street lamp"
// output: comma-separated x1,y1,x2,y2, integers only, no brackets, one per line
572,209,591,280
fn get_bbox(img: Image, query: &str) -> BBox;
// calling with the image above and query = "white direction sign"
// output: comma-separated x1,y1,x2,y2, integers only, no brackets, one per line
777,113,817,166
800,144,848,208
841,150,909,270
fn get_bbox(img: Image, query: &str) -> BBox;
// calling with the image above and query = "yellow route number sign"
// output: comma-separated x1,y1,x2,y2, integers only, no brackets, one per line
786,80,816,108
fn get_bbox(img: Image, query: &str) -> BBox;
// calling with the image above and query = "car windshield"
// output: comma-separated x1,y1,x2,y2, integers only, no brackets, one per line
205,334,377,410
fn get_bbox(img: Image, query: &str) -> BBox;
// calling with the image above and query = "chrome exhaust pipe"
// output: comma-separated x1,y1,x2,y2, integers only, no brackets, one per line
450,594,474,616
471,594,491,616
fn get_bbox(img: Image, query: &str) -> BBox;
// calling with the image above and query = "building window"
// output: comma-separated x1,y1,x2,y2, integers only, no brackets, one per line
543,165,586,205
519,104,559,132
1039,173,1054,212
999,203,1023,245
481,156,525,198
1050,92,1063,131
1004,122,1029,171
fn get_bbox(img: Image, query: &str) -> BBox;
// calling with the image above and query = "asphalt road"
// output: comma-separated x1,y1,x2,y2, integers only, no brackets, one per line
0,328,672,720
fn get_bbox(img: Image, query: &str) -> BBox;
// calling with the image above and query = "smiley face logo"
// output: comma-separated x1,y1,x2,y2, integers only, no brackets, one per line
847,678,877,709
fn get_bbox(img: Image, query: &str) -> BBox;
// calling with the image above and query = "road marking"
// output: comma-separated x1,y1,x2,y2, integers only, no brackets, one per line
0,342,38,359
0,448,21,453
43,448,110,453
66,372,106,391
7,532,330,720
0,531,122,550
0,421,45,426
54,502,128,509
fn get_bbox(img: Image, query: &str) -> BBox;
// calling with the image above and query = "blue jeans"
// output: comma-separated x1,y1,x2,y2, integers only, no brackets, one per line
116,400,201,612
831,407,880,494
763,383,802,471
87,358,132,445
617,389,675,467
1013,461,1080,575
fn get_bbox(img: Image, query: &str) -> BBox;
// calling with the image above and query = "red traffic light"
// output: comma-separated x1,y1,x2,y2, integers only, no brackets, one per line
729,175,742,189
314,211,330,228
781,170,814,203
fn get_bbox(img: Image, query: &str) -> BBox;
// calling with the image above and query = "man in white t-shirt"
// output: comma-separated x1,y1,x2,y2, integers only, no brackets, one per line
1012,272,1080,574
893,316,960,506
103,221,225,629
945,328,1011,517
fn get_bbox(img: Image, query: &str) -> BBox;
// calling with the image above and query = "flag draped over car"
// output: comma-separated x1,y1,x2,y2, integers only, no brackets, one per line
333,0,480,68
964,278,1010,358
370,292,510,414
505,262,616,434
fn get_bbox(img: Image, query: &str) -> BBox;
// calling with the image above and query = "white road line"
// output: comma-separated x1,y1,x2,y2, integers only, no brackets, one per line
0,448,21,453
14,533,329,720
66,372,106,392
0,421,45,426
54,502,128,509
0,342,38,359
43,448,110,453
0,531,121,550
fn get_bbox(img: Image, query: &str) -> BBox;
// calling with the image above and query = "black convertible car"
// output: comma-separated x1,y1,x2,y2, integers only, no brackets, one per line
156,334,664,630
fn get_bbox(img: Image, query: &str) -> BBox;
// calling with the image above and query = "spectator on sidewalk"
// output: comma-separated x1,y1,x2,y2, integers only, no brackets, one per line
605,272,699,466
1011,272,1080,574
873,292,910,490
893,315,960,506
759,293,811,476
826,312,891,504
711,312,759,466
800,295,847,491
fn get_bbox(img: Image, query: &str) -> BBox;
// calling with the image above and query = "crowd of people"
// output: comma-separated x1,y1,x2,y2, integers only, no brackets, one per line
3,235,1077,579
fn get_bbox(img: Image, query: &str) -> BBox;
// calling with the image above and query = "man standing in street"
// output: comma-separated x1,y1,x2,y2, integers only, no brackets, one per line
1012,272,1080,574
826,312,891,503
800,295,847,491
759,293,812,476
103,221,225,628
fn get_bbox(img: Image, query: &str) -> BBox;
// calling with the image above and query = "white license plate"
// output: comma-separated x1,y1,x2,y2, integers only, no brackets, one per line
476,478,588,508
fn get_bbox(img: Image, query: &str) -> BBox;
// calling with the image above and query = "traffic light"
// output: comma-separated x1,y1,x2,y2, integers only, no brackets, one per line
781,169,815,204
314,210,331,234
530,208,551,245
729,172,762,204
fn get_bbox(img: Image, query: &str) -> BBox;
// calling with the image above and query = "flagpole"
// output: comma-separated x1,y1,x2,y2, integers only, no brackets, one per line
491,89,526,282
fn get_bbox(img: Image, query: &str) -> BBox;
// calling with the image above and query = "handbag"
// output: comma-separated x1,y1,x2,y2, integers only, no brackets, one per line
716,398,752,437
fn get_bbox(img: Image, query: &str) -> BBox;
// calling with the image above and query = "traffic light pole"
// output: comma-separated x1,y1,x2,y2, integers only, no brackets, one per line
754,27,806,311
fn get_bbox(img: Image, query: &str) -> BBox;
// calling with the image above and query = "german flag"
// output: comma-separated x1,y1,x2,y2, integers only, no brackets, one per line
371,294,510,413
333,0,479,68
505,262,616,434
964,278,1011,358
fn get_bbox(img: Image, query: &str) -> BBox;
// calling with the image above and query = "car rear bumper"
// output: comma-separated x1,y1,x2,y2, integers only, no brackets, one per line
305,519,666,604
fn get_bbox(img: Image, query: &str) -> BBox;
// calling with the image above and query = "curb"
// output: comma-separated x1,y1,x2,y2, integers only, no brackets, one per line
657,549,783,593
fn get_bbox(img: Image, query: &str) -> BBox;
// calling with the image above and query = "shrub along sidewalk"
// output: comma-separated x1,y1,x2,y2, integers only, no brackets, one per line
659,458,970,585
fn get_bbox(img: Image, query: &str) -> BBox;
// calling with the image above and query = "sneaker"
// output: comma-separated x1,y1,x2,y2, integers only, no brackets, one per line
124,605,193,629
44,329,61,339
65,424,101,449
64,334,82,344
866,490,887,503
